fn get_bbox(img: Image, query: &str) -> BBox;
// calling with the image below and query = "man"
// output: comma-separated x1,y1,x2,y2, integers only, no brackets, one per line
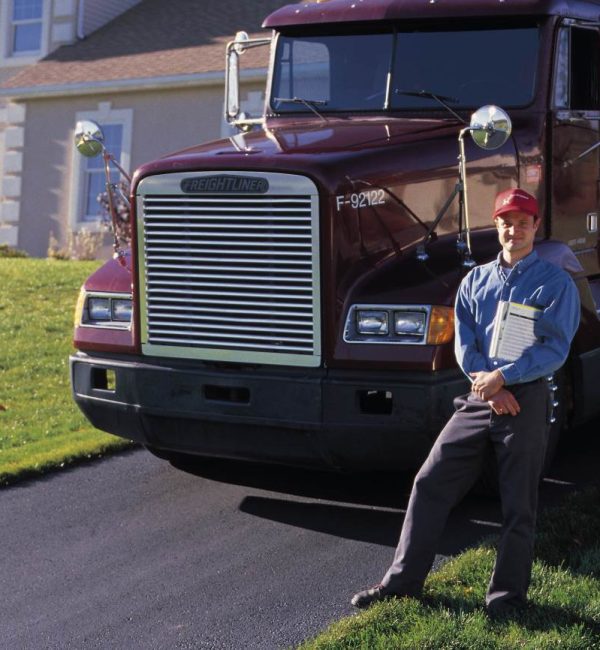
351,188,580,617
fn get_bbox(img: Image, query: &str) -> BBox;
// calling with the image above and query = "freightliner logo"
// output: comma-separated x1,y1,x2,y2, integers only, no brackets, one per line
180,175,269,194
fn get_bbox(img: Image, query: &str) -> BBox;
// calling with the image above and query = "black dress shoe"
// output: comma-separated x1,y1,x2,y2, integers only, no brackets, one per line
486,600,529,621
351,584,394,608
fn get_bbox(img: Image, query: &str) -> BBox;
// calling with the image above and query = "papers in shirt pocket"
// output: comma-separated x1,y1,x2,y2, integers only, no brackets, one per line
490,300,542,361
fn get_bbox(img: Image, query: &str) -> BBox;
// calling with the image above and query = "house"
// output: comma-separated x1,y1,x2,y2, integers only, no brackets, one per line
0,0,143,250
0,0,291,256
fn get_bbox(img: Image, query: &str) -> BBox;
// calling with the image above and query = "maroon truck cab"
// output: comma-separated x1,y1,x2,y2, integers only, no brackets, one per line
71,0,600,471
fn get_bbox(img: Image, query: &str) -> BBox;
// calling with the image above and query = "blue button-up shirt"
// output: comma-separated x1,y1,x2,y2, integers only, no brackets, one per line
454,251,580,385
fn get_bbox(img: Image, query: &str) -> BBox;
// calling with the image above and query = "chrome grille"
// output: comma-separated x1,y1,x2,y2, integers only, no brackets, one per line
137,172,321,366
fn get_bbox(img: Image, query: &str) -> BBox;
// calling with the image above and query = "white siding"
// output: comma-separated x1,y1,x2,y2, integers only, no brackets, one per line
82,0,142,36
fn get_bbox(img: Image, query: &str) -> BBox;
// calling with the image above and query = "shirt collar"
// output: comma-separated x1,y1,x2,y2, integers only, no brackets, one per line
494,249,538,275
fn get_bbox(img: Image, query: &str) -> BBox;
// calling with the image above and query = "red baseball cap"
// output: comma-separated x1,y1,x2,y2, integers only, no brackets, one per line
493,188,538,220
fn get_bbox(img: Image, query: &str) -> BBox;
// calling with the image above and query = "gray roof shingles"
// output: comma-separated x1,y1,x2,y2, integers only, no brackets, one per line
1,0,294,91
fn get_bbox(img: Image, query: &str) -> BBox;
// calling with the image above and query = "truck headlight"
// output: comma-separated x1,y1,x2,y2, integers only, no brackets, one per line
344,304,454,345
88,297,111,321
77,292,133,329
394,311,426,337
112,298,133,322
357,310,389,335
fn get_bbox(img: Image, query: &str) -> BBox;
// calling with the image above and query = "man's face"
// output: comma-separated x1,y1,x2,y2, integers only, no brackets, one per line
494,210,539,255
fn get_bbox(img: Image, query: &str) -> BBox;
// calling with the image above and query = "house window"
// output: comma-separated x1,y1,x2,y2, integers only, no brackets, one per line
12,0,43,54
82,124,123,221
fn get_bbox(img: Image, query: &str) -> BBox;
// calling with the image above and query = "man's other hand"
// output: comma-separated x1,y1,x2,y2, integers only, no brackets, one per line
469,369,505,401
487,388,521,416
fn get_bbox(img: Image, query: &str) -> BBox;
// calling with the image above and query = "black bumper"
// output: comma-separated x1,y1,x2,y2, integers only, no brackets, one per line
70,352,468,471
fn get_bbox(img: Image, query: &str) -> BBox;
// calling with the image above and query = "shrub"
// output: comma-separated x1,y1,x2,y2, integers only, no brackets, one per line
0,243,28,258
47,229,105,261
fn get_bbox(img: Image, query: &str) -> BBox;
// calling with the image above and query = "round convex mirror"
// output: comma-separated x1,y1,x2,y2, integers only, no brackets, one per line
74,120,104,157
470,105,512,150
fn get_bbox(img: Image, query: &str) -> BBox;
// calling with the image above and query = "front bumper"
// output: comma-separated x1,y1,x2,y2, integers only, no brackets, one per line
70,352,468,471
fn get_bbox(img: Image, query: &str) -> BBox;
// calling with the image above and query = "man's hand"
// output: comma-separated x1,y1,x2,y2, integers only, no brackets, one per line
469,369,505,401
487,388,520,416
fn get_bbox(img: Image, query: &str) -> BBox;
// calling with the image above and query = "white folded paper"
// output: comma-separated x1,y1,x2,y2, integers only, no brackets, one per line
490,300,542,361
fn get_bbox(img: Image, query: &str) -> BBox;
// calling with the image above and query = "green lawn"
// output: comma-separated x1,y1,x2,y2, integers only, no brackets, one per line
0,258,130,485
300,487,600,649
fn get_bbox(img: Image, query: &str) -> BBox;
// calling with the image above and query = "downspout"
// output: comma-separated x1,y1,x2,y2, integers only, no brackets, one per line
77,0,85,39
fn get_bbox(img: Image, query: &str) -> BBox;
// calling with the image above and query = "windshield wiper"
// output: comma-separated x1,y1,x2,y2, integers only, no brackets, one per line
273,96,328,121
395,90,466,123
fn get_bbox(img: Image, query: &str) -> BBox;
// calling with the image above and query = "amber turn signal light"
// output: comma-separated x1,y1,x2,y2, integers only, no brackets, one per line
427,306,455,345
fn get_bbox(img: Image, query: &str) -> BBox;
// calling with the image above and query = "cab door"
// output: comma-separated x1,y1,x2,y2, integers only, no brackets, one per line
551,22,600,277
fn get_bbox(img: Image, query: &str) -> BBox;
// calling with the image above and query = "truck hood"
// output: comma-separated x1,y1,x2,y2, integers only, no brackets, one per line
134,116,473,193
132,115,521,370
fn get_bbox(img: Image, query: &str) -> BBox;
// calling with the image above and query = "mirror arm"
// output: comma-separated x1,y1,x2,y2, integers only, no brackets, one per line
103,151,123,260
563,139,600,168
457,128,476,267
416,182,461,261
107,153,132,183
102,150,128,262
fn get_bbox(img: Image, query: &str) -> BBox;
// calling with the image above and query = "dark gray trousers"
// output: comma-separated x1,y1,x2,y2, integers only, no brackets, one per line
381,379,549,609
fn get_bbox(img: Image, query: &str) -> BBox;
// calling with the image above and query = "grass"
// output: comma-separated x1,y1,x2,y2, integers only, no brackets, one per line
299,488,600,649
0,258,131,485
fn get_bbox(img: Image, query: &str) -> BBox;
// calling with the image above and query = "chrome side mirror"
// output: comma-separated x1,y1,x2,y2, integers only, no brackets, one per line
457,105,512,267
469,105,512,150
74,119,105,157
224,31,271,130
72,118,132,263
225,32,248,121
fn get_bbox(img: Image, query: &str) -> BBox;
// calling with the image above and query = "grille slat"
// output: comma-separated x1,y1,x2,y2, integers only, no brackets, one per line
149,281,311,291
147,271,310,280
149,305,312,317
139,176,320,361
148,287,312,300
149,328,312,343
148,296,313,308
143,238,310,248
144,197,311,205
145,208,311,215
148,336,312,353
149,313,312,326
140,248,311,258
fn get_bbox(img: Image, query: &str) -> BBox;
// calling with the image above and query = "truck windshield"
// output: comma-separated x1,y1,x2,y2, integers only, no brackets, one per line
271,26,539,113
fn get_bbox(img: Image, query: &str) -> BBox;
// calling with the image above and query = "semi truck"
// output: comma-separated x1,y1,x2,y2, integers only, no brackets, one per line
71,0,600,473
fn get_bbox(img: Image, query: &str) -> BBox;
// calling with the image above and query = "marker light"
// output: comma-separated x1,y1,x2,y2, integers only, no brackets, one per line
427,306,455,344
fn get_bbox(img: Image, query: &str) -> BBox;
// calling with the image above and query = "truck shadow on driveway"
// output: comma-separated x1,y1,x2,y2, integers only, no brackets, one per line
171,423,599,554
172,456,506,554
237,493,503,554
